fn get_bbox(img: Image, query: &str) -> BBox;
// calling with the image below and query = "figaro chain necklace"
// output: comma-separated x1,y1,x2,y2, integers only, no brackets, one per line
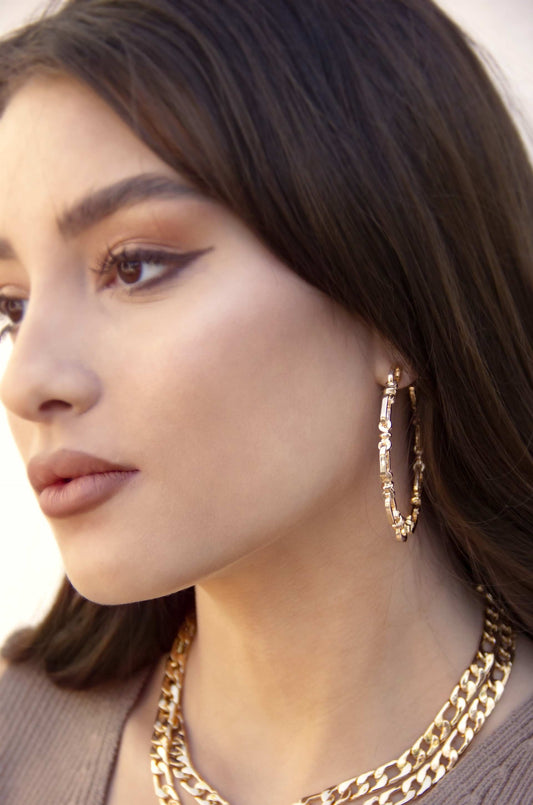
151,587,515,805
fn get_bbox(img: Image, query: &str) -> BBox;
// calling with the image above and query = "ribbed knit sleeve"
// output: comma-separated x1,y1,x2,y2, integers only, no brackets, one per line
0,658,152,805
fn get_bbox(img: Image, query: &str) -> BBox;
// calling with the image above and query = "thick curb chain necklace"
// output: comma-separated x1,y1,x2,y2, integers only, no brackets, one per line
151,587,515,805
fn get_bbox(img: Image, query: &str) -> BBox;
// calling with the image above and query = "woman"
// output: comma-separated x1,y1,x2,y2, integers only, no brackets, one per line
0,1,531,803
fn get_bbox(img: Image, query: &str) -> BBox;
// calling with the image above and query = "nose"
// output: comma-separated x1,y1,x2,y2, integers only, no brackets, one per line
0,298,101,423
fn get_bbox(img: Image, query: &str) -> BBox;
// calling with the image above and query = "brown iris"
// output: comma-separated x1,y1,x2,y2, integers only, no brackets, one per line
5,298,24,323
117,259,143,284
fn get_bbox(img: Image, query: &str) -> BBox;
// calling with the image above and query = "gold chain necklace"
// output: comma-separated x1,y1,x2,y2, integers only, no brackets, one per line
151,587,515,805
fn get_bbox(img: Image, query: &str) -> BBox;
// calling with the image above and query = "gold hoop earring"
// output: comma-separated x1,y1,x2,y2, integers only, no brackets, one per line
378,367,424,542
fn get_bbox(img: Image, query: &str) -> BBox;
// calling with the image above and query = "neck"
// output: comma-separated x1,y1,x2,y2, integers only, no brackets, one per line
180,499,484,805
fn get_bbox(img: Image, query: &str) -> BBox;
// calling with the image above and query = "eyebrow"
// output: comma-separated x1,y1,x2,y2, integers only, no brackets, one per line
58,172,202,238
0,172,204,259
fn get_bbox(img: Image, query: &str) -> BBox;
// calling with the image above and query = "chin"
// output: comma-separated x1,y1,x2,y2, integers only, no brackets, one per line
66,574,146,606
63,558,197,607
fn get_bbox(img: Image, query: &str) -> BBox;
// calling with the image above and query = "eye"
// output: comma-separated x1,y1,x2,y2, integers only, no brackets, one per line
114,255,167,286
0,295,27,341
94,246,213,291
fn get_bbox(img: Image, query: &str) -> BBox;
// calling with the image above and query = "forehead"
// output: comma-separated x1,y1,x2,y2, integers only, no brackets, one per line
0,75,172,238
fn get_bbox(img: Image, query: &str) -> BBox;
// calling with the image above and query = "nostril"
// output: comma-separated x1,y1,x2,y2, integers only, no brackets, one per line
1,357,101,421
39,399,73,413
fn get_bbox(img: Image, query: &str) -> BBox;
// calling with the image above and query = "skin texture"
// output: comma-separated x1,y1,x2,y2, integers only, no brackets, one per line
0,76,411,607
0,78,532,805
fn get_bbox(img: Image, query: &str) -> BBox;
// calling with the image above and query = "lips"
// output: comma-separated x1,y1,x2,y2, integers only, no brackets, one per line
27,448,139,517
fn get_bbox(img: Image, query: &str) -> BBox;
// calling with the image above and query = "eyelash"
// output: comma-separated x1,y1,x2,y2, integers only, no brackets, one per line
91,245,210,290
0,245,211,343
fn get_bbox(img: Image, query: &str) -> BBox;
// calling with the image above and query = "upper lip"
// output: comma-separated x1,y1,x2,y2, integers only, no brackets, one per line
27,449,138,494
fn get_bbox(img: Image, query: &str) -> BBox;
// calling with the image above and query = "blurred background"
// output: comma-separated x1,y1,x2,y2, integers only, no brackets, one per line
0,0,532,646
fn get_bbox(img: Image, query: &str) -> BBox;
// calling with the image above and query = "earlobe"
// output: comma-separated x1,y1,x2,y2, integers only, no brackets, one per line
370,329,417,389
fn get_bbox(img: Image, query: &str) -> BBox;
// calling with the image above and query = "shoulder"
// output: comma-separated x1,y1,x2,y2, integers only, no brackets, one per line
0,653,82,725
0,650,153,716
0,653,153,805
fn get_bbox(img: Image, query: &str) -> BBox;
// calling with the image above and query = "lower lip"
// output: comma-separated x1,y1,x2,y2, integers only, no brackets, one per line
38,471,139,518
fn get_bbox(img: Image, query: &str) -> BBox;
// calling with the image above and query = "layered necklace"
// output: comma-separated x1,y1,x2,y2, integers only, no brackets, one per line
150,586,515,805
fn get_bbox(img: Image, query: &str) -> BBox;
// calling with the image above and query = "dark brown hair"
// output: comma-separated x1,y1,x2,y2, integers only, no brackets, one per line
1,0,532,688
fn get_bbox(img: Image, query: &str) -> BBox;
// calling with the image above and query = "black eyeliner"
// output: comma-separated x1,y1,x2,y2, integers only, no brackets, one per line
92,245,213,291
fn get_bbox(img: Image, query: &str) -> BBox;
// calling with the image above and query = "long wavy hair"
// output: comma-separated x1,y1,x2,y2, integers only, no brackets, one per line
0,0,532,688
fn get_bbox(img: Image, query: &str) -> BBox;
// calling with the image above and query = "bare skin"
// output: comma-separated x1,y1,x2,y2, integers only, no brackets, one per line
0,78,531,805
102,545,533,805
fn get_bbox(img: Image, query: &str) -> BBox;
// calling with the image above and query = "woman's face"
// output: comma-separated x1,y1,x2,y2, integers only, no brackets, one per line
0,77,389,604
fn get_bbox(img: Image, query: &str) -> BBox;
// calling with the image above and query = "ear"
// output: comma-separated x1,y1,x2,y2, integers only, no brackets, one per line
370,329,417,389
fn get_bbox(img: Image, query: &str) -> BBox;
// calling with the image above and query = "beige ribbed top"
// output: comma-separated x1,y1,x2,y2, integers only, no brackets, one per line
0,657,532,804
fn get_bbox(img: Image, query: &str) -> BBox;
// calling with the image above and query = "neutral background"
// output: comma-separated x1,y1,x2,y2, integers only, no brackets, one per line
0,0,532,646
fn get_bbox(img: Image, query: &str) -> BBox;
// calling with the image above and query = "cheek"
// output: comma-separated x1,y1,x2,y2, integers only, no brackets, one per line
125,271,379,569
50,258,381,605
